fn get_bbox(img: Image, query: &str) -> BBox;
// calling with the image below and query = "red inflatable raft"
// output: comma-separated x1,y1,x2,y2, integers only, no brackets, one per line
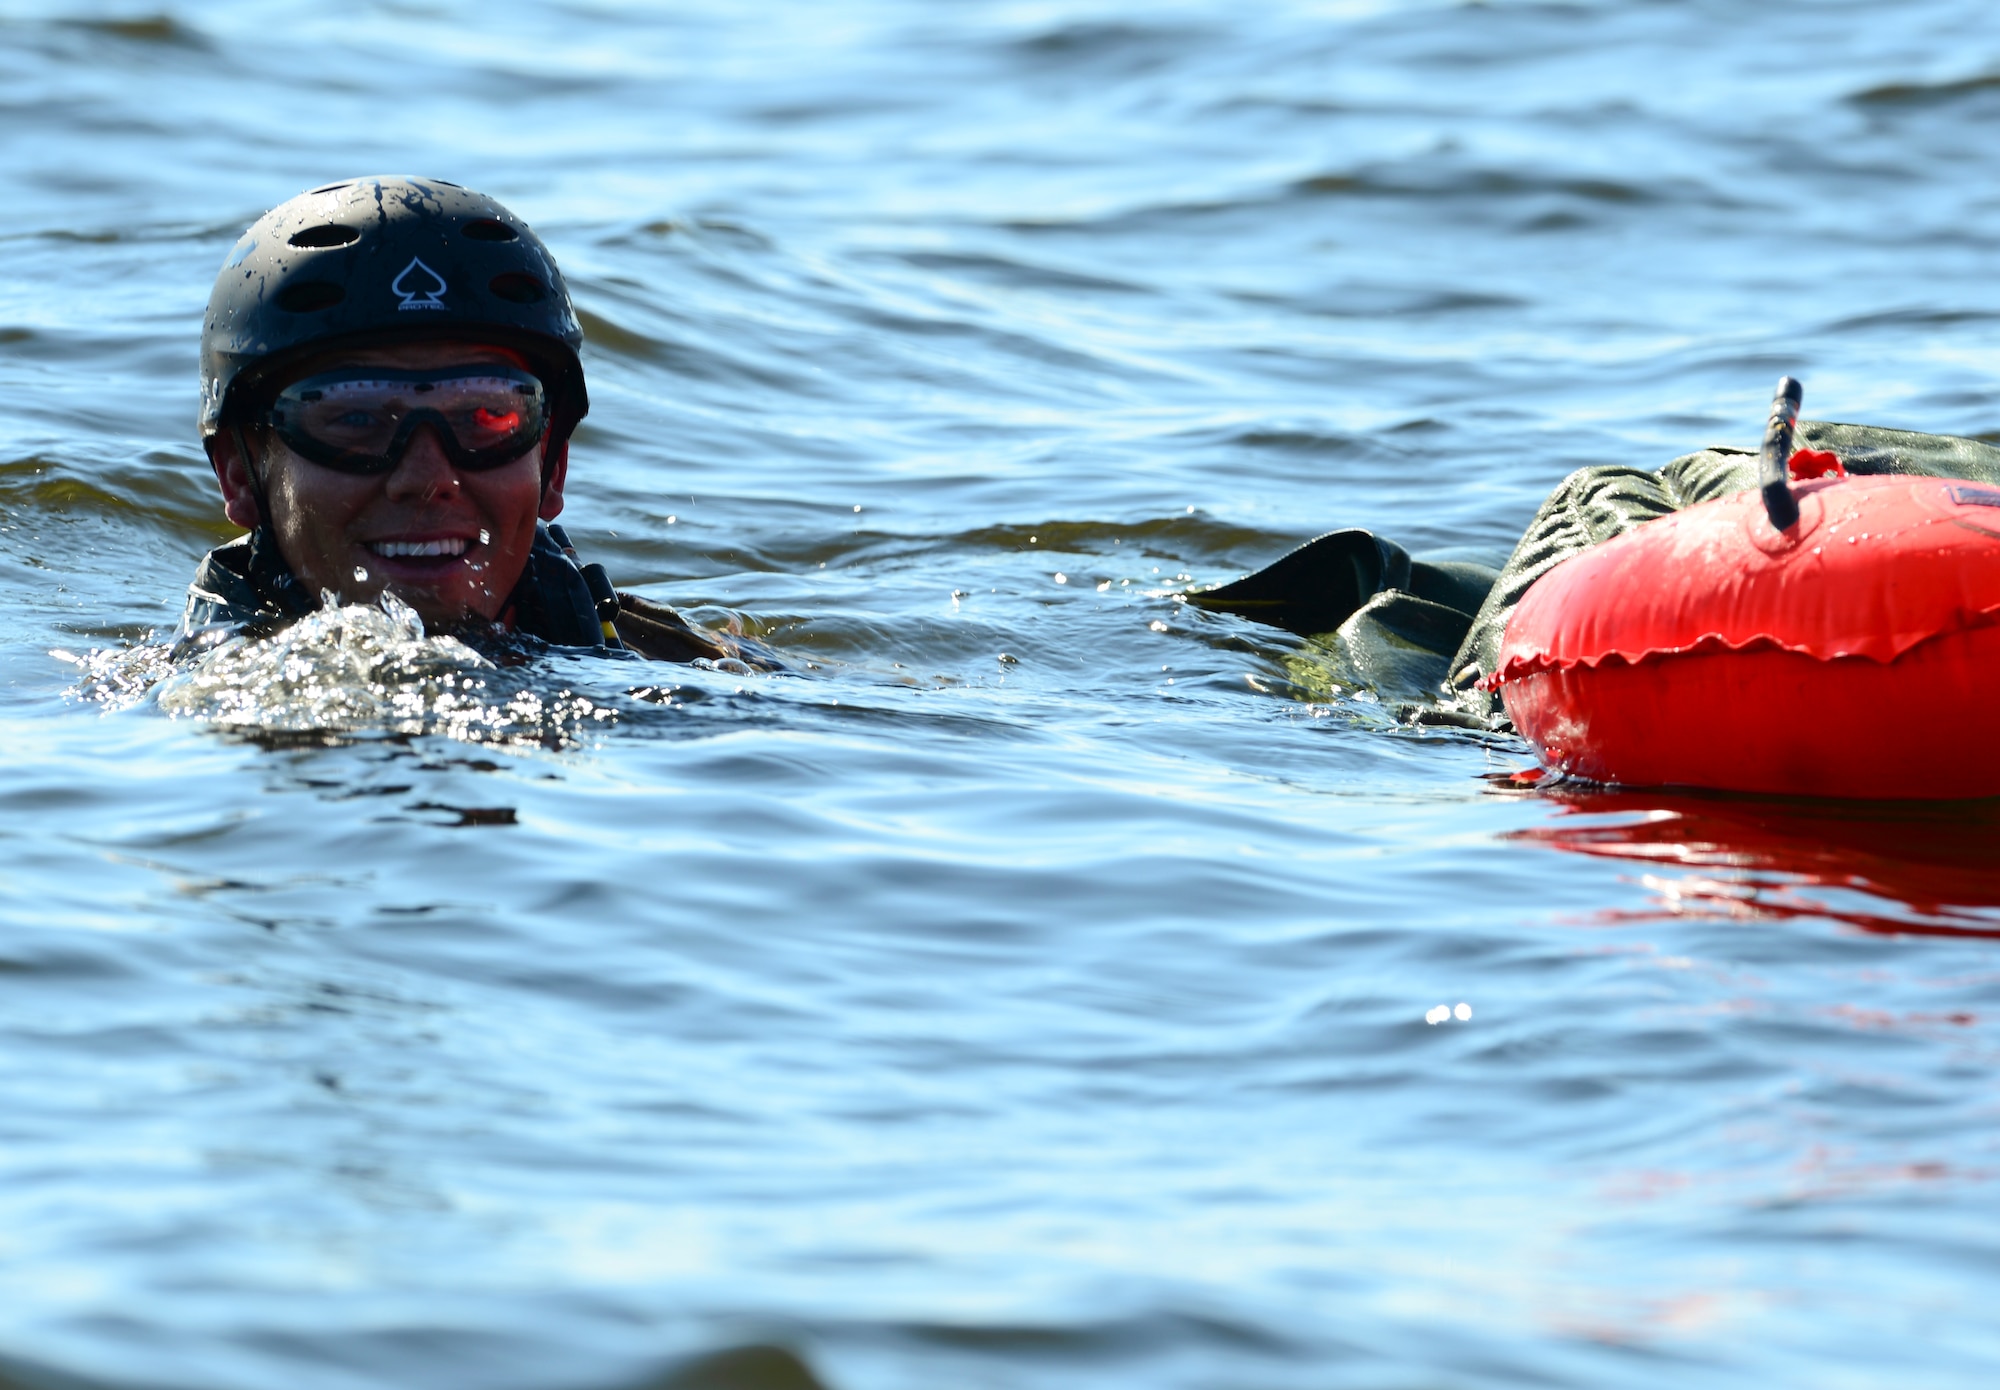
1486,469,2000,799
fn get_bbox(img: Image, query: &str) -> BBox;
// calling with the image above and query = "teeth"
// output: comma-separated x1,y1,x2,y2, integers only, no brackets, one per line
368,538,469,559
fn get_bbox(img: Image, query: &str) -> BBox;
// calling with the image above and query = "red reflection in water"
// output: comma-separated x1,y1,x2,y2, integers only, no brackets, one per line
1499,782,2000,939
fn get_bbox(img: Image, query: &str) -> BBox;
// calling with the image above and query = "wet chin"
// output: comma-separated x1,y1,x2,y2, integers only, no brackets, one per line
323,559,497,626
382,576,501,627
340,549,517,626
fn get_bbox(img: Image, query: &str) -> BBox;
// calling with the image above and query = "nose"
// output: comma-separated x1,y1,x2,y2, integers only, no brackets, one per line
382,422,461,502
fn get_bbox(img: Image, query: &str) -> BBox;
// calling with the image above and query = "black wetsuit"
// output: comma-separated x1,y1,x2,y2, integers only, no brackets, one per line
179,520,770,667
1196,422,2000,726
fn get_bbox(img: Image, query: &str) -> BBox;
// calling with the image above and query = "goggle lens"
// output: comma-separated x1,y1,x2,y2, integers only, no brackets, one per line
267,366,547,475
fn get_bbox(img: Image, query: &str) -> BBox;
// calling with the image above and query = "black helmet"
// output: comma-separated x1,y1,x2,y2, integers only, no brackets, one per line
200,176,588,464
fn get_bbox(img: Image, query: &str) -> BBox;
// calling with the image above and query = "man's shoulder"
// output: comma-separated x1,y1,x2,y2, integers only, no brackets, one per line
1794,420,2000,484
181,535,263,629
1656,420,2000,509
178,531,314,644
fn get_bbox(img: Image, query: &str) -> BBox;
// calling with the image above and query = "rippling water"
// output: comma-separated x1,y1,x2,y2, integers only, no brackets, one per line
6,3,2000,1386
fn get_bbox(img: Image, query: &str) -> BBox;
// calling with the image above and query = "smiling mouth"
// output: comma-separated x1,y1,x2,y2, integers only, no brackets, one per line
367,538,471,560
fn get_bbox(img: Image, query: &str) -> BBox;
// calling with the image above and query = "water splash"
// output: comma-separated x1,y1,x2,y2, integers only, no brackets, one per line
67,593,617,747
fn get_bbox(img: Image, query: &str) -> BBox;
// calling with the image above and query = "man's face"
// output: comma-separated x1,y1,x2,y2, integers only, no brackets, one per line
220,340,566,627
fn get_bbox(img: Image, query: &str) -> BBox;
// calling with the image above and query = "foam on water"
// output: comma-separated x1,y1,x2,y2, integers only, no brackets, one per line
67,594,624,748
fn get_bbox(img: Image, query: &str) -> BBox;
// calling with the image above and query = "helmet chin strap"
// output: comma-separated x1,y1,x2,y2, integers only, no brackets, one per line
230,422,274,527
540,422,568,496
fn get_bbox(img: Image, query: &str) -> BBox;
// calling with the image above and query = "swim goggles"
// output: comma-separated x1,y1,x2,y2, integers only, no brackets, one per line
264,366,547,475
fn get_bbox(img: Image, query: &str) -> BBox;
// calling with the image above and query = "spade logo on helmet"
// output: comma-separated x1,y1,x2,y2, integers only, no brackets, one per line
391,257,448,311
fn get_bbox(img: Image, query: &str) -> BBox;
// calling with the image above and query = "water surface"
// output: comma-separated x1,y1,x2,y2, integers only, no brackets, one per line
4,2,2000,1386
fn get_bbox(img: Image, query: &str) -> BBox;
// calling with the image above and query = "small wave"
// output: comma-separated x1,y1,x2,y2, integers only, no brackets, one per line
0,223,233,247
1850,71,2000,107
0,453,233,546
1006,163,1699,239
1291,286,1528,319
573,304,824,396
891,249,1144,296
1224,428,1370,456
628,218,776,250
886,1306,1298,1358
67,595,620,749
1006,19,1216,65
0,1345,117,1390
1293,167,1669,207
53,14,208,47
954,514,1280,557
1819,306,2000,332
635,1342,827,1390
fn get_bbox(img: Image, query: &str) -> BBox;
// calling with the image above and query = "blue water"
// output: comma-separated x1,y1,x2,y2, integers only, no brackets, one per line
5,3,2000,1386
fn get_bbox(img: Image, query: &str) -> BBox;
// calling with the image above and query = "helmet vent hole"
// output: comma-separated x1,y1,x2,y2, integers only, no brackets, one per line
488,272,546,304
275,281,346,313
462,219,519,242
308,181,351,195
288,223,360,249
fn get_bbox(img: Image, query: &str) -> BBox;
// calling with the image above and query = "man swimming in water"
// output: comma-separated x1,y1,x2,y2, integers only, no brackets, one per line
1193,405,2000,726
184,175,764,665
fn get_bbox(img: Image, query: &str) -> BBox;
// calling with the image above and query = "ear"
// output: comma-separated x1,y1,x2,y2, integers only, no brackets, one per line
206,430,263,531
537,437,569,521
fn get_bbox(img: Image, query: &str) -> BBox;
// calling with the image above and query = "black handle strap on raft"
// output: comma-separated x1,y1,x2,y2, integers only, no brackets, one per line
546,522,623,639
580,564,620,624
1760,375,1804,532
